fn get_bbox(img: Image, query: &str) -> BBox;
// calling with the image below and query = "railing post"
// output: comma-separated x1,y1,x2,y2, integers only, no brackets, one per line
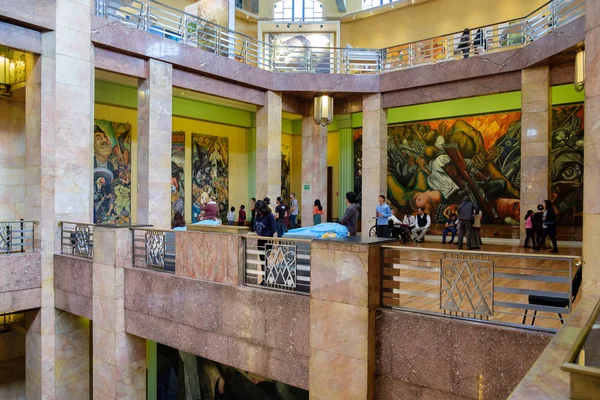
243,39,248,64
142,1,149,32
215,26,221,55
182,13,188,44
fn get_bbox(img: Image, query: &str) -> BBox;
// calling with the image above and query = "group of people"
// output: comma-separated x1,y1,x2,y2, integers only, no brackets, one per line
249,193,300,238
457,27,487,59
524,200,559,253
444,196,483,250
376,195,432,243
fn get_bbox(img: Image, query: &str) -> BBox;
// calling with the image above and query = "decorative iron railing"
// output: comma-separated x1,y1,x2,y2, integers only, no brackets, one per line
243,236,311,294
95,0,584,74
59,222,94,259
131,228,176,273
381,245,582,332
0,220,38,255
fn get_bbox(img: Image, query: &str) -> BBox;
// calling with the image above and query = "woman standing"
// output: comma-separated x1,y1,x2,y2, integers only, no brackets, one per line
313,199,323,225
472,206,482,249
539,199,558,253
523,210,535,248
254,200,276,238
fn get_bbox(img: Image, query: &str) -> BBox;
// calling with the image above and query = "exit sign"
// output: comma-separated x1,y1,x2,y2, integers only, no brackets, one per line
304,184,310,190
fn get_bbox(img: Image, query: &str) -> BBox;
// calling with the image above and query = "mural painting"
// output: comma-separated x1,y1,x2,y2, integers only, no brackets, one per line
93,120,132,225
353,128,363,207
551,104,584,226
192,133,229,223
171,132,185,223
281,144,291,202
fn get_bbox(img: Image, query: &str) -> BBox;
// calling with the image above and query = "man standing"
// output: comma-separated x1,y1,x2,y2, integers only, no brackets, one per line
275,197,288,238
376,195,392,238
290,193,299,229
339,192,360,236
457,195,474,249
411,207,431,242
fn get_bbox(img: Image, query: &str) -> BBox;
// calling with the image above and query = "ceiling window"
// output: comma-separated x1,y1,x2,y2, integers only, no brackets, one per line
362,0,394,10
273,0,323,22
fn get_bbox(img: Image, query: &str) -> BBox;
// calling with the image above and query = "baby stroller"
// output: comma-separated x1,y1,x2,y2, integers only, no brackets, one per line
389,220,412,244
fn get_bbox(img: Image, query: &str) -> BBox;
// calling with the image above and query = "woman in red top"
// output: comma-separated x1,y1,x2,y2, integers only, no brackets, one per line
313,199,323,225
238,205,246,226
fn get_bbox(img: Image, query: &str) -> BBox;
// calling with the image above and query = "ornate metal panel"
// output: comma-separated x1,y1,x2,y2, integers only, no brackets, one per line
145,231,166,268
0,224,11,254
264,244,297,289
73,225,93,258
440,259,494,317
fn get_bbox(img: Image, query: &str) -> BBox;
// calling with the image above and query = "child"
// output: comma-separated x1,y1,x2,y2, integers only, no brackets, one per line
238,205,246,226
313,199,323,225
227,206,236,225
524,209,535,248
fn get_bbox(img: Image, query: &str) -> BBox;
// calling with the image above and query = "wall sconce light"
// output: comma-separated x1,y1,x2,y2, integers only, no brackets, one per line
314,95,333,126
574,49,585,92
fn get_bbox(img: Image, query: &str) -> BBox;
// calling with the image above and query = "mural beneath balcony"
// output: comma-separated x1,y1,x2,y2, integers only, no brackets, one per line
157,344,308,400
171,132,185,224
281,144,291,202
192,133,229,223
266,32,333,73
551,103,584,226
93,120,132,225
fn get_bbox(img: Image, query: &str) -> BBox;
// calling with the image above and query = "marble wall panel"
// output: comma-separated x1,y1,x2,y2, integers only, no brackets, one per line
0,253,41,293
0,0,55,31
94,48,147,79
0,21,42,54
54,310,90,400
0,289,41,315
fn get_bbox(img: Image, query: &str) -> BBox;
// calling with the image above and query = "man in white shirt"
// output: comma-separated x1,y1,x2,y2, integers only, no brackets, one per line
411,207,431,242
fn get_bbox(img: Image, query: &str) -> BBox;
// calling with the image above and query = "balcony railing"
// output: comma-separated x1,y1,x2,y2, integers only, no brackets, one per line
59,222,94,259
131,227,176,273
243,235,311,295
0,220,38,254
95,0,584,74
381,245,582,332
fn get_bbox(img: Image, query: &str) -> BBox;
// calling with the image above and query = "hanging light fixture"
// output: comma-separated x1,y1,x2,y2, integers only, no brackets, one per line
574,49,585,92
314,94,333,126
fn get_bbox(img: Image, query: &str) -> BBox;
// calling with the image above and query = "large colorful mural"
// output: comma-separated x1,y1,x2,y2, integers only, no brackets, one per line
551,104,584,226
171,132,185,223
281,144,291,202
93,120,132,225
192,133,229,223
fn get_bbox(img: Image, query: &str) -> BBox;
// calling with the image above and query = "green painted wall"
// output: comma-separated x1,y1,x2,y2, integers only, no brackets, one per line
552,84,585,105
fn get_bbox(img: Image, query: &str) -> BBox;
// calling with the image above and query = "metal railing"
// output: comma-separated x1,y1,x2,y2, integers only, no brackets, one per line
381,245,581,332
243,235,311,294
131,227,176,273
0,220,38,254
95,0,584,75
59,222,94,259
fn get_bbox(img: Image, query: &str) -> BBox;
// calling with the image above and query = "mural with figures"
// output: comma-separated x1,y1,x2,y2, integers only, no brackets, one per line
171,132,185,223
551,104,584,226
93,120,132,225
191,133,229,223
281,145,291,202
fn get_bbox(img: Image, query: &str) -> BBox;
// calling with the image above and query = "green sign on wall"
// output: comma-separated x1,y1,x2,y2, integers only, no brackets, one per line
304,184,310,190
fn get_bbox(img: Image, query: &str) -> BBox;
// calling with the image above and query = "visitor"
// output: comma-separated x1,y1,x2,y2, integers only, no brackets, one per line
255,200,276,237
376,195,392,238
172,211,186,229
313,199,323,225
474,28,486,55
523,209,535,248
249,198,256,232
339,191,360,236
263,197,272,213
441,213,457,244
389,210,413,243
457,195,474,249
275,196,288,238
227,206,235,225
537,199,558,253
290,193,299,228
532,204,544,248
411,207,431,242
458,28,471,58
201,196,219,221
472,205,482,249
238,205,246,227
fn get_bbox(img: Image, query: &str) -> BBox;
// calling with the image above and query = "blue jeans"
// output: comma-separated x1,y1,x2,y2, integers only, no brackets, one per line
442,227,457,243
276,221,286,238
290,214,298,229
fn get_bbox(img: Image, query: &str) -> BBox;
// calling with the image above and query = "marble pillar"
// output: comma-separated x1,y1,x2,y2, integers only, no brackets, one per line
583,0,600,294
337,116,354,220
309,240,382,400
247,127,257,201
137,59,173,230
520,66,551,244
255,91,282,202
54,311,90,399
361,94,387,236
302,110,328,226
92,227,146,400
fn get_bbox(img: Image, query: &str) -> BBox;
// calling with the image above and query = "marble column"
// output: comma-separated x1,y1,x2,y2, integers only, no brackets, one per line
337,115,354,220
92,227,146,400
302,109,328,226
54,311,90,399
247,127,257,201
137,59,173,230
582,0,600,294
255,91,282,202
520,66,551,244
361,94,387,236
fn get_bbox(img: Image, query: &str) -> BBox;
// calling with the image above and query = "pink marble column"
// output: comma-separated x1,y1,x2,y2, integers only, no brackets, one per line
520,66,551,244
92,227,146,399
583,0,600,294
255,91,282,202
361,94,387,236
301,110,328,226
137,59,173,230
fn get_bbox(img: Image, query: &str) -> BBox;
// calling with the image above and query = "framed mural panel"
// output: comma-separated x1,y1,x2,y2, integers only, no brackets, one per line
171,132,185,223
281,144,291,202
191,133,229,223
93,120,132,225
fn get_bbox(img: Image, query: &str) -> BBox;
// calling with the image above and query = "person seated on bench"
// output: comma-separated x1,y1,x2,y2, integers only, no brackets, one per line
389,210,414,242
441,213,458,244
411,207,431,243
